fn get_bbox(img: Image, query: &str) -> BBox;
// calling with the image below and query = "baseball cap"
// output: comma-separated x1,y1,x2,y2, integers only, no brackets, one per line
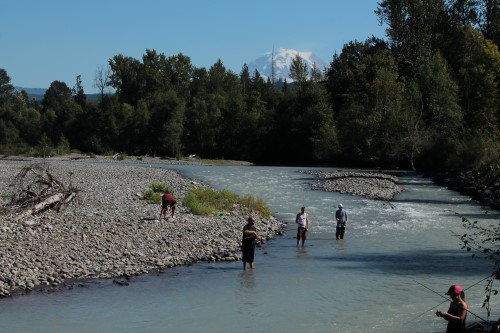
446,285,462,295
338,204,343,208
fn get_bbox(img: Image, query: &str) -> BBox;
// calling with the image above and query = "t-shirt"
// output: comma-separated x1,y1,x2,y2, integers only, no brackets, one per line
162,193,176,205
296,213,308,228
242,223,257,246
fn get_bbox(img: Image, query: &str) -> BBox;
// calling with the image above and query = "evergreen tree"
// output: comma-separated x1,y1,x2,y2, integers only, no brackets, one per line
72,75,86,108
240,64,252,97
0,69,14,106
289,54,308,84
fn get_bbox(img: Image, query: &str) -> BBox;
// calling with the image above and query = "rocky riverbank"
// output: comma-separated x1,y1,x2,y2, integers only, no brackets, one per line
431,163,500,210
304,170,403,201
0,158,285,298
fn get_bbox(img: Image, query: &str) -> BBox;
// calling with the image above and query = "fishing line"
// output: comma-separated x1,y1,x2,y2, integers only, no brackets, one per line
410,275,493,323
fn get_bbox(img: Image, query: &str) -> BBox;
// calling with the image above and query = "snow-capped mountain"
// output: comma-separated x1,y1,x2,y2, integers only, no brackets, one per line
247,48,328,82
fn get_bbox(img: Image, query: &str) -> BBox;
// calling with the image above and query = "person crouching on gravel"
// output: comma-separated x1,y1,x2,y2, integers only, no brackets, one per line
159,192,176,220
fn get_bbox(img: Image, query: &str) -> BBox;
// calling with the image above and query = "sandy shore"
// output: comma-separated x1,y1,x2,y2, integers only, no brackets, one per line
0,157,285,297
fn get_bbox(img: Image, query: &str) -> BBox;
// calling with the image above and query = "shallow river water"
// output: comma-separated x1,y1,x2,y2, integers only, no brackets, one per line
0,164,498,333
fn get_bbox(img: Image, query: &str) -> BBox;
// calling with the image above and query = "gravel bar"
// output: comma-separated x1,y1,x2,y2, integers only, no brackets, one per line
0,158,285,297
304,170,403,201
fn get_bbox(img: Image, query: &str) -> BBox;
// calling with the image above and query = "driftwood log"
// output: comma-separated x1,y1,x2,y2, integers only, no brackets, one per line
9,163,80,222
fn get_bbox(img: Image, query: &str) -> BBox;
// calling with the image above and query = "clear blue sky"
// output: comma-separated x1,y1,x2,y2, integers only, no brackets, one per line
1,0,386,93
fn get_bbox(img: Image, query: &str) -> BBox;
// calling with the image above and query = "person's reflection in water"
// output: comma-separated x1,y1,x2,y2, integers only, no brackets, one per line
239,270,255,290
236,270,258,330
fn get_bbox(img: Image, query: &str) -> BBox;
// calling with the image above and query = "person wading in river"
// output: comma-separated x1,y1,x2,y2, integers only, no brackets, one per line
436,284,468,333
242,217,257,270
296,206,309,247
335,204,348,239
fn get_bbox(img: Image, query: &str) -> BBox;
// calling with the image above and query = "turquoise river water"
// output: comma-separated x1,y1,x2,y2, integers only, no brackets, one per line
0,164,498,333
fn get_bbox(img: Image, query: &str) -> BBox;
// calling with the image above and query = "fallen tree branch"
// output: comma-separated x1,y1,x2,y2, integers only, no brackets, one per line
8,163,81,221
15,192,65,222
57,191,77,213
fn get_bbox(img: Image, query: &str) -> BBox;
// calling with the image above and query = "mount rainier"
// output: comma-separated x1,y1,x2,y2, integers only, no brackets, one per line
247,48,328,82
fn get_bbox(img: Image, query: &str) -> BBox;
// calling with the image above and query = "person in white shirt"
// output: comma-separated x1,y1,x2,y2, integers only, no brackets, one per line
295,206,309,247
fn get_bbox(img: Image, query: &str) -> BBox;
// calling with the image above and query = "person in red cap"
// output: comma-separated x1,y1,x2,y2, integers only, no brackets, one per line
436,284,468,333
159,192,176,221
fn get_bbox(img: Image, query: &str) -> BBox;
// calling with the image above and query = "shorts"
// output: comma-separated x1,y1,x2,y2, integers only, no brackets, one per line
297,227,307,240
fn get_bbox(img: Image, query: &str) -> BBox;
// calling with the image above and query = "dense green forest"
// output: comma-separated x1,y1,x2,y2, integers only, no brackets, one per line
0,0,499,174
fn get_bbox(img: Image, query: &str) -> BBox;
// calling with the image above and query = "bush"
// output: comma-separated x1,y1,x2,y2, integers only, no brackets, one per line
141,182,170,204
142,189,162,204
182,188,271,217
149,182,170,193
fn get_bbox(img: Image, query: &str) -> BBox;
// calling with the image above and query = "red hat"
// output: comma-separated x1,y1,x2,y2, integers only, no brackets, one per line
446,285,462,295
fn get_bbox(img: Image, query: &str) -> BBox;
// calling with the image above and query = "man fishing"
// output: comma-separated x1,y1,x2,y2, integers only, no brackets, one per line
335,204,348,239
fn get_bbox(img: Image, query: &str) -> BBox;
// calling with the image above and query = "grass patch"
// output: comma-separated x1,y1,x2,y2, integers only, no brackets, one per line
141,182,170,204
182,188,271,217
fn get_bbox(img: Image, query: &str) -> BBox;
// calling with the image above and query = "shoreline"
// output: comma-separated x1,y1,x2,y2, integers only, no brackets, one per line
0,157,285,298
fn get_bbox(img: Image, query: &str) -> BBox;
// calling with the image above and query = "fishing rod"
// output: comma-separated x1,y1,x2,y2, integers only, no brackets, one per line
412,278,491,324
410,274,494,321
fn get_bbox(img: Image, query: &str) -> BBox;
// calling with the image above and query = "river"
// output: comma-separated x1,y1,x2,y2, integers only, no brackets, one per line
0,164,498,333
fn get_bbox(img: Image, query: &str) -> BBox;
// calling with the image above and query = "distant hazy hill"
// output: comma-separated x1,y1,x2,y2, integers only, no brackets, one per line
14,86,46,100
14,87,101,101
247,48,328,82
